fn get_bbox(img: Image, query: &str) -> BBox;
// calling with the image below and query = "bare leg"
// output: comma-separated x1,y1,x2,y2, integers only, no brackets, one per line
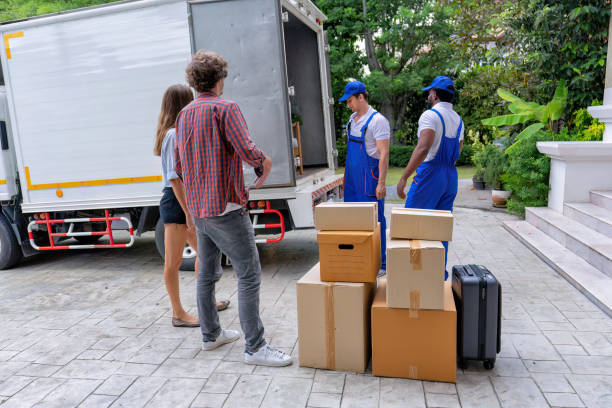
164,223,198,322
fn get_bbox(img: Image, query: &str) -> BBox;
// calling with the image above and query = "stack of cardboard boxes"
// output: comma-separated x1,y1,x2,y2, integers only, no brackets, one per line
372,208,457,383
297,204,457,383
297,202,379,373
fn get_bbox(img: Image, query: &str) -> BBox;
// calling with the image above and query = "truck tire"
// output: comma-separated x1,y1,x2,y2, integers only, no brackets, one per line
0,214,22,269
154,218,196,271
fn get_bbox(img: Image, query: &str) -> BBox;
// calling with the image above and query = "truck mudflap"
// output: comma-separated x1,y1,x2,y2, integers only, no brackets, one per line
27,210,134,250
250,202,285,244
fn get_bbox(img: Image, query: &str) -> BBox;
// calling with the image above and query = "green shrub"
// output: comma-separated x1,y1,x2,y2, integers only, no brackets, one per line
336,144,347,166
455,65,537,142
570,107,604,141
502,130,552,216
389,145,415,167
481,144,507,190
501,128,584,216
456,144,474,166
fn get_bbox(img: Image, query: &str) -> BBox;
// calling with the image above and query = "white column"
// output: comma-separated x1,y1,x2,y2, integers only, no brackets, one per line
538,142,612,212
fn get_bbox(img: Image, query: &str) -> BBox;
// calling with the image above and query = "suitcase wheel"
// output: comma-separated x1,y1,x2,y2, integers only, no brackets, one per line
483,359,495,370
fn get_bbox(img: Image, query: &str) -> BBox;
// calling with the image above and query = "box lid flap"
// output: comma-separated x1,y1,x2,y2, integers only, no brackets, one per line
317,202,377,210
391,208,453,218
373,279,456,312
297,263,369,288
386,237,444,250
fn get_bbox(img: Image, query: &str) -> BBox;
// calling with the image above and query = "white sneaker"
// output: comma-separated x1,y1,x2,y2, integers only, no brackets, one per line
201,329,240,351
244,344,293,367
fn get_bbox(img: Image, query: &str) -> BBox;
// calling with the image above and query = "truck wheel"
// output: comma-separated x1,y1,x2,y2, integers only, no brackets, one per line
0,215,22,269
154,218,196,271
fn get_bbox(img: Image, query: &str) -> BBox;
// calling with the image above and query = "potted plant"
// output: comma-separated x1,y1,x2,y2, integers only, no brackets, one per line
481,144,511,207
472,152,486,190
471,135,486,190
472,168,486,190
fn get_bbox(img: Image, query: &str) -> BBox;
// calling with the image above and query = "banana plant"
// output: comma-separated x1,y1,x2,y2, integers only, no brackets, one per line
481,81,568,152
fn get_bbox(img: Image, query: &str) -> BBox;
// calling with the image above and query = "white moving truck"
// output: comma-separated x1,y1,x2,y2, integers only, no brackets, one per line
0,0,343,269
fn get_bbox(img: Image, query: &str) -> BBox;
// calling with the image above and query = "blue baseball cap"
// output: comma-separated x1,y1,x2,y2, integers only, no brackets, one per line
422,76,455,94
339,80,367,102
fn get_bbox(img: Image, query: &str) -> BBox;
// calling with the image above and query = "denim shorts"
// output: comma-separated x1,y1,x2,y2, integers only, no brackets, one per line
160,187,187,224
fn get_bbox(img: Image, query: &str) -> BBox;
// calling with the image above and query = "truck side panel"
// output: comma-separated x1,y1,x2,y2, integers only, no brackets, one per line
189,0,294,187
1,0,191,213
0,88,19,200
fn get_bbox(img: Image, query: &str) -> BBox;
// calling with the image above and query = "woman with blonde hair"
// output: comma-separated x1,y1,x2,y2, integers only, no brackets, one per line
154,84,229,327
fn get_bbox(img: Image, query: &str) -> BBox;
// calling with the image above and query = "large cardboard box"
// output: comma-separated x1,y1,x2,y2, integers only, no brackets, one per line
386,234,446,309
317,223,381,283
372,279,457,383
390,208,453,241
315,202,378,231
297,263,374,373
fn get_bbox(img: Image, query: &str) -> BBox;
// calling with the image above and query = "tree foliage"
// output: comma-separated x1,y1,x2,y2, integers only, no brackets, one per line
0,0,116,21
448,0,512,64
361,0,455,138
314,0,365,142
506,0,610,114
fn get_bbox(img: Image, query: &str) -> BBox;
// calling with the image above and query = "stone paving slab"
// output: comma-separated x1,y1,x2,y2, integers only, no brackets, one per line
0,206,611,407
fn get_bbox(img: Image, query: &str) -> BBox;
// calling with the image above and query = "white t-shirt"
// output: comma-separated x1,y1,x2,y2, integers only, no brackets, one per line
348,106,390,159
417,102,464,162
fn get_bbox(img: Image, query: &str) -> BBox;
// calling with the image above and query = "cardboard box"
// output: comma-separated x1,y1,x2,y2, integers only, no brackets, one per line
372,279,457,383
317,223,380,283
390,208,453,241
386,234,446,309
297,263,374,373
314,202,378,231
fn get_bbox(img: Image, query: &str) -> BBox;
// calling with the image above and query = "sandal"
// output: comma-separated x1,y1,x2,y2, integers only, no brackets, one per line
172,317,200,328
217,299,230,311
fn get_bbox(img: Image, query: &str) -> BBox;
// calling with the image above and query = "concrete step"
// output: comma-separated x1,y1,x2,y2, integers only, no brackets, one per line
564,202,612,240
591,190,612,211
504,220,612,317
526,207,612,278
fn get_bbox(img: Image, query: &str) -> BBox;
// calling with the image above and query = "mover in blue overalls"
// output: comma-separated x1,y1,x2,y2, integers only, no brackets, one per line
339,81,390,272
396,76,464,280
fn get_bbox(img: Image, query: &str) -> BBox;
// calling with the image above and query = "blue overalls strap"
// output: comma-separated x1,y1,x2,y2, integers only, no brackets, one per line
430,108,445,138
346,121,362,144
360,111,378,137
346,111,378,143
456,118,463,139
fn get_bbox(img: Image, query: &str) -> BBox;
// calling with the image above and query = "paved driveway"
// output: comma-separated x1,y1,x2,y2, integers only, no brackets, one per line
0,207,611,407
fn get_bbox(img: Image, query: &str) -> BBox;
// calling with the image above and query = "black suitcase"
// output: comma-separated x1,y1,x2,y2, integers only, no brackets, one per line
451,264,501,369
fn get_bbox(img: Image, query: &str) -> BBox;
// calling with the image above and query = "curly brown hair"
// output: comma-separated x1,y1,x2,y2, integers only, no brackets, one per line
185,50,228,93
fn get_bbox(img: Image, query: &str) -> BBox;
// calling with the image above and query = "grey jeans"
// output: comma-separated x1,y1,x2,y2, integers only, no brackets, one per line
194,208,266,352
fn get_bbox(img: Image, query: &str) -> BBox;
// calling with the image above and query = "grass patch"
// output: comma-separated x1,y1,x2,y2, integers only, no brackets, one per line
335,166,475,186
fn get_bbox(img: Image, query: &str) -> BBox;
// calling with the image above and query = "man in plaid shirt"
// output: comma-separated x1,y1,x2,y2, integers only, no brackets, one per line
174,51,292,367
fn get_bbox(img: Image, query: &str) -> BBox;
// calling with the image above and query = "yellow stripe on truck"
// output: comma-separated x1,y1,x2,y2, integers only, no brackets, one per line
24,167,161,190
0,180,6,185
4,32,24,59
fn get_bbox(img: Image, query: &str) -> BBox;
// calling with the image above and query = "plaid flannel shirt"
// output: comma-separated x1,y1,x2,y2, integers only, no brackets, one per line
174,92,265,217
